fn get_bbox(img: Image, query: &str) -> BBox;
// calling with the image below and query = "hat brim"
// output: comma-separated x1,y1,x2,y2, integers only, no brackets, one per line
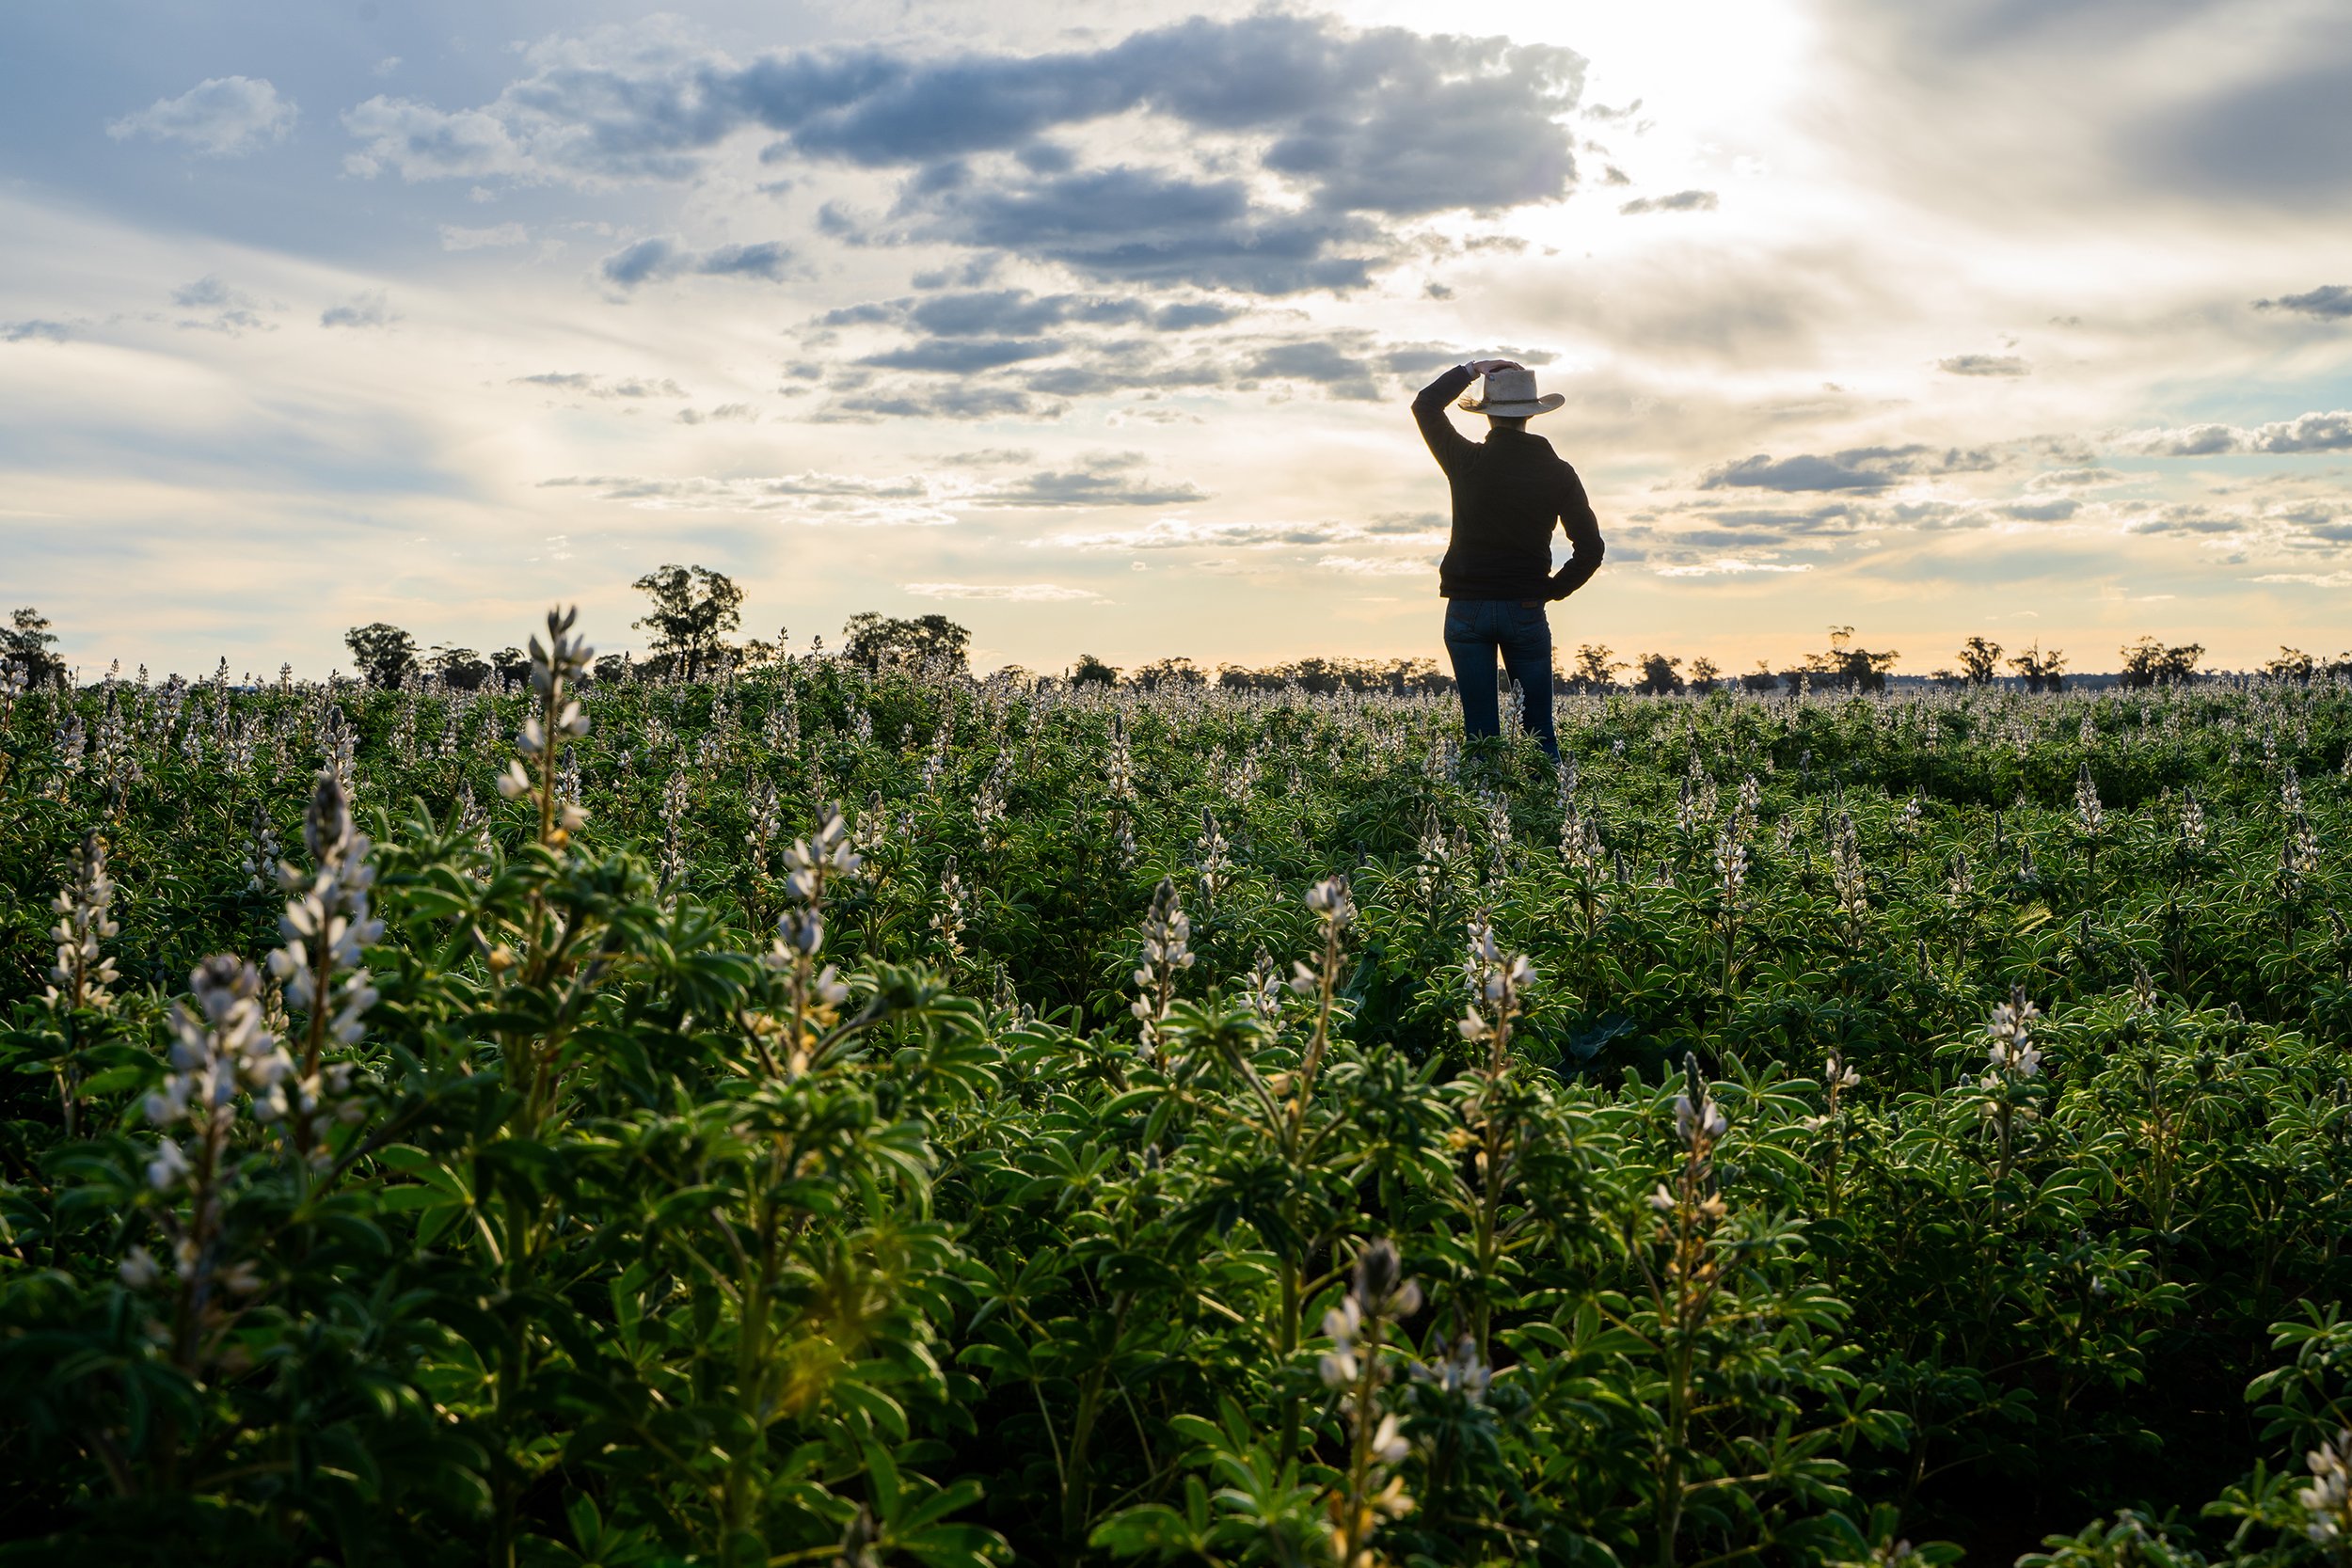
1457,391,1565,417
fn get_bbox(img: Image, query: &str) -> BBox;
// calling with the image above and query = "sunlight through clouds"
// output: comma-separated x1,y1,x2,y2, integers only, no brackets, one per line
1,0,2348,673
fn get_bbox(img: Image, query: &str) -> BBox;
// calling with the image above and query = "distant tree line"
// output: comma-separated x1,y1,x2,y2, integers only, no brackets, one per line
11,578,2350,697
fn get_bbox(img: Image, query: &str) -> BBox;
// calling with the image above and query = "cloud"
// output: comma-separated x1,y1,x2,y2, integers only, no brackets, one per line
2026,467,2125,490
1619,189,1718,215
2251,571,2352,587
910,290,1136,335
1939,353,2029,376
828,384,1047,420
540,457,1189,516
1315,553,1430,575
1248,341,1380,401
170,275,274,334
3,320,72,343
1652,558,1816,577
2137,57,2352,203
2000,497,2077,520
826,288,1235,338
513,372,689,398
2254,285,2352,320
860,337,1064,372
338,14,1585,294
320,290,396,328
541,470,958,526
440,222,529,250
1700,445,1994,492
909,165,1384,295
1677,501,1870,539
597,237,793,289
675,403,757,424
901,581,1102,600
108,75,296,156
972,452,1206,508
1045,516,1363,550
2118,410,2352,455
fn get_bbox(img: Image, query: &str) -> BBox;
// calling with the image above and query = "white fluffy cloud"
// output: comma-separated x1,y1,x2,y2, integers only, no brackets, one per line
108,76,296,156
2117,411,2352,456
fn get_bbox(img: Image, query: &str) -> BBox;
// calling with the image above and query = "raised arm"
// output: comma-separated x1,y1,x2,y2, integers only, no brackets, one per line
1549,465,1606,600
1411,363,1477,475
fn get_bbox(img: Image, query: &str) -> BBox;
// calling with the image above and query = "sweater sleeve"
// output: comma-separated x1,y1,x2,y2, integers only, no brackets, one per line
1411,364,1477,476
1548,464,1606,600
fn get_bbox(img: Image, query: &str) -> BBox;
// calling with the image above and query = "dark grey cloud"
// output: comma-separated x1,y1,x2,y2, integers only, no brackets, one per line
320,290,395,328
1700,445,1996,492
911,165,1382,294
598,237,794,290
2125,504,2244,537
600,239,677,287
1152,301,1242,330
698,242,792,279
1692,502,1868,535
821,288,1238,344
754,15,1583,215
829,384,1051,420
860,337,1063,372
2255,285,2352,320
345,14,1584,295
974,452,1206,508
1020,357,1222,398
1939,353,2029,376
907,289,1142,336
1619,189,1717,215
3,320,72,343
2136,55,2352,202
1245,341,1380,401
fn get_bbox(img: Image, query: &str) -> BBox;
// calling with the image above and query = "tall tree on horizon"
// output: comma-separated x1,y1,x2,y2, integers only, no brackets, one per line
4,607,66,685
344,623,419,689
1957,635,2003,685
632,563,744,682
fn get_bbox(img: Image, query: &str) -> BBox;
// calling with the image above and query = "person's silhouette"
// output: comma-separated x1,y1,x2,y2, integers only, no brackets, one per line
1412,357,1605,761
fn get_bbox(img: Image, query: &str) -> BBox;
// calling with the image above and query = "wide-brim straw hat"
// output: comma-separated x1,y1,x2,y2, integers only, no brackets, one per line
1458,366,1565,418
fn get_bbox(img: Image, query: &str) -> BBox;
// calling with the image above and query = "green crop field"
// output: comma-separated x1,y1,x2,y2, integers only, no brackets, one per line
4,610,2350,1568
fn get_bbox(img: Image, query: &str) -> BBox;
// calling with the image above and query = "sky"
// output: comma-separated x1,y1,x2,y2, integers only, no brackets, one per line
5,0,2351,679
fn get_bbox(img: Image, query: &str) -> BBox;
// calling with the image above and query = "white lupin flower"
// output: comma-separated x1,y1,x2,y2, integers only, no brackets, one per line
44,831,121,1014
1370,1414,1409,1465
119,1244,161,1289
1984,986,2043,1080
1131,879,1193,1059
2299,1429,2352,1544
1675,1090,1728,1147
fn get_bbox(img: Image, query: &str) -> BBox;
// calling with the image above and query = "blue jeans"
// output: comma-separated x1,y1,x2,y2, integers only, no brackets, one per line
1443,599,1557,758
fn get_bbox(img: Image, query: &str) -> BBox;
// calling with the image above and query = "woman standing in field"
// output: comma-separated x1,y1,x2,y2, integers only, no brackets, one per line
1411,357,1606,762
